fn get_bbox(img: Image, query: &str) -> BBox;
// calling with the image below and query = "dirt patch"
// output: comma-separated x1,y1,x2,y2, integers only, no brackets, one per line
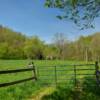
29,87,55,100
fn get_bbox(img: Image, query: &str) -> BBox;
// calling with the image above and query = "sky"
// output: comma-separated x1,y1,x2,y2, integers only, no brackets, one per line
0,0,100,43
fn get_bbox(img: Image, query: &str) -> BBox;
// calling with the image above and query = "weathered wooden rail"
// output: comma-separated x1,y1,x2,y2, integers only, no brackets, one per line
0,62,37,88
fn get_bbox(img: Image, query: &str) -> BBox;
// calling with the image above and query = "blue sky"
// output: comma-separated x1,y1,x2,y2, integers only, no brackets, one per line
0,0,100,43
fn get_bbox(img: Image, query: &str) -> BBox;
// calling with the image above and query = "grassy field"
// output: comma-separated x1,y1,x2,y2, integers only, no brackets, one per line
0,60,99,100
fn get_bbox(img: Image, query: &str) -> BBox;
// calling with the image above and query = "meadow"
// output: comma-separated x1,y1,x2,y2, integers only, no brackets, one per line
0,60,99,100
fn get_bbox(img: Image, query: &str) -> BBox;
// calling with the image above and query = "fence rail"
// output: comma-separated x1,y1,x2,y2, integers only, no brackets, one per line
0,77,35,88
0,62,37,88
0,68,34,74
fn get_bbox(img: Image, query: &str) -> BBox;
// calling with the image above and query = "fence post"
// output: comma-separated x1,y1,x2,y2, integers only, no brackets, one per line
37,67,39,80
32,62,37,81
95,61,99,71
95,61,100,86
74,65,77,87
54,66,57,87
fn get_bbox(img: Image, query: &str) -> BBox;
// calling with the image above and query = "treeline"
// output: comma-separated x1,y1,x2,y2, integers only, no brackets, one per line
0,25,45,59
0,25,100,61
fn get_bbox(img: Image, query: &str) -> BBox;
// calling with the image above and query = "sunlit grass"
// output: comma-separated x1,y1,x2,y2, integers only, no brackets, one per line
0,60,96,100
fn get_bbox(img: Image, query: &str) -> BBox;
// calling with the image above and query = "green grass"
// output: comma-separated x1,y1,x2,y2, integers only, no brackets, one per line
0,60,97,100
0,60,42,100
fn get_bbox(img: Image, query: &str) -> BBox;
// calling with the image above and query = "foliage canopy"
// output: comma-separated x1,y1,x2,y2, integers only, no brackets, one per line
45,0,100,29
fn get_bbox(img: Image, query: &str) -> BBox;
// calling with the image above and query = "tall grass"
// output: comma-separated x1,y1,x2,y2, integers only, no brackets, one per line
42,77,100,100
0,60,96,100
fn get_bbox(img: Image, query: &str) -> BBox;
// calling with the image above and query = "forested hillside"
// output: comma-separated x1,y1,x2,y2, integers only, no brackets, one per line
0,25,100,61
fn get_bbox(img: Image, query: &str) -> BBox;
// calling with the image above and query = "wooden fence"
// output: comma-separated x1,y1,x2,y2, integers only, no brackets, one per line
0,61,99,88
0,62,37,88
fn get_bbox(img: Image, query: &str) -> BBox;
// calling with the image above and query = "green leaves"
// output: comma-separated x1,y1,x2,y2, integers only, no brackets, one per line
45,0,100,29
0,26,47,59
45,0,51,7
56,15,63,20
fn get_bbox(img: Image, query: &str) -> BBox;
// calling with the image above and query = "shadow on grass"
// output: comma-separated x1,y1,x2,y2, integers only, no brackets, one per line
41,77,100,100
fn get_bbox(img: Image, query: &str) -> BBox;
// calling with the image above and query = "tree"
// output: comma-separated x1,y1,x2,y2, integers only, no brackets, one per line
53,33,67,59
0,25,26,59
45,0,100,29
0,43,8,59
24,36,45,59
75,36,92,62
43,44,59,60
91,33,100,61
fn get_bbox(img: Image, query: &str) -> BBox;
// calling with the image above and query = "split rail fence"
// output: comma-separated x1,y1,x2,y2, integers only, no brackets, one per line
0,63,37,88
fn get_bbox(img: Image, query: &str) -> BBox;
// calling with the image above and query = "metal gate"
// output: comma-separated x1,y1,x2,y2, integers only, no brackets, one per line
36,62,99,88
